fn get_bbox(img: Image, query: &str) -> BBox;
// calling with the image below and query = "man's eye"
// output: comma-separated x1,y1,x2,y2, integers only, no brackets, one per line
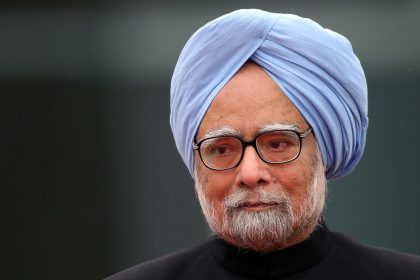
209,145,234,156
266,139,289,152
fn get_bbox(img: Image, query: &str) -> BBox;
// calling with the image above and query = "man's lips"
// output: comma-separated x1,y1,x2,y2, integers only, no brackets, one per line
239,201,279,209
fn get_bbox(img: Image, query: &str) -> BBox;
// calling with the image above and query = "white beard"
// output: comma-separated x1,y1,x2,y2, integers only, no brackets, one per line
194,151,326,252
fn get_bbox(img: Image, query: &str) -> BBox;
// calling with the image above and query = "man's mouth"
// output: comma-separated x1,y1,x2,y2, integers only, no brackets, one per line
239,201,279,210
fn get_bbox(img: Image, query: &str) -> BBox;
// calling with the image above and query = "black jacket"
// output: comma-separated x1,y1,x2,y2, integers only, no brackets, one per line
105,224,420,279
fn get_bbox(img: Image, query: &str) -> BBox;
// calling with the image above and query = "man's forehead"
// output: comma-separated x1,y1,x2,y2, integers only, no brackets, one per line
200,122,301,140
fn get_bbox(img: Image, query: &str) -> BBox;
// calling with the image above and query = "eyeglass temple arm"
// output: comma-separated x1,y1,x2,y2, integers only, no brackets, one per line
300,127,312,138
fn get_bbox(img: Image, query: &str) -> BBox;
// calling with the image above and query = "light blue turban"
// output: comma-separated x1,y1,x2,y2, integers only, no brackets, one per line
170,9,368,181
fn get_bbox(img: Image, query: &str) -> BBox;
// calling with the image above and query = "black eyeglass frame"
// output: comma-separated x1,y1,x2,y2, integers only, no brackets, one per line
193,127,313,171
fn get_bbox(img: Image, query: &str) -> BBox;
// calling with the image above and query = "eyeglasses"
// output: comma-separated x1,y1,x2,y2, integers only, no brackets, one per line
193,128,312,171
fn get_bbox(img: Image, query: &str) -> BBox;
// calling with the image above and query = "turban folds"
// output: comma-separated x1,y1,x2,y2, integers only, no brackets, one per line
170,9,368,181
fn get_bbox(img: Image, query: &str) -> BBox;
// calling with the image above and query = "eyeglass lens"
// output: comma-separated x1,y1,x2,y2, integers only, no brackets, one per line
199,131,301,170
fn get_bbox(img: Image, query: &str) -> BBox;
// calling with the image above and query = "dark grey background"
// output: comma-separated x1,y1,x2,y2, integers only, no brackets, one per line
2,1,419,279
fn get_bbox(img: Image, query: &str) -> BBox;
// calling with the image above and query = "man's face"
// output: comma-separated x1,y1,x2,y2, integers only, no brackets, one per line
194,62,326,252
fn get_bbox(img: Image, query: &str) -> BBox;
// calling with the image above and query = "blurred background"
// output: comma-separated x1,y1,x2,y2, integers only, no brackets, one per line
2,0,419,279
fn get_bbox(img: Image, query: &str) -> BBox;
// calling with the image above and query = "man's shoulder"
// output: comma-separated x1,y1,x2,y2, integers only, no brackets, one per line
104,239,214,280
329,231,420,278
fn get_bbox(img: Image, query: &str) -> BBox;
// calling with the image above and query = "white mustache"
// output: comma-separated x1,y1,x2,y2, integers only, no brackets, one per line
223,188,290,209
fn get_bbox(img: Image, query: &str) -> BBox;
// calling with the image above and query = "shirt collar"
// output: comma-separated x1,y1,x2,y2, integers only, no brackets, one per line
211,220,332,278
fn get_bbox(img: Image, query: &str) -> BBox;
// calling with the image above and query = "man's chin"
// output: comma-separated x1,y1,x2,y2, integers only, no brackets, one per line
215,210,319,253
215,214,292,252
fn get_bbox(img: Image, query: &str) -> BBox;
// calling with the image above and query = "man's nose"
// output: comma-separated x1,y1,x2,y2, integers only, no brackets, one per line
235,146,271,188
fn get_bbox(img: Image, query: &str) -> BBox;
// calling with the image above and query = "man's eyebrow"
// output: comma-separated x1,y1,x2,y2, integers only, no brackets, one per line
198,123,301,141
257,122,301,135
200,127,242,140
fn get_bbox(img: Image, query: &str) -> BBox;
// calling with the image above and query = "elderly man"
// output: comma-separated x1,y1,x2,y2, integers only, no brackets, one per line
106,9,420,279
